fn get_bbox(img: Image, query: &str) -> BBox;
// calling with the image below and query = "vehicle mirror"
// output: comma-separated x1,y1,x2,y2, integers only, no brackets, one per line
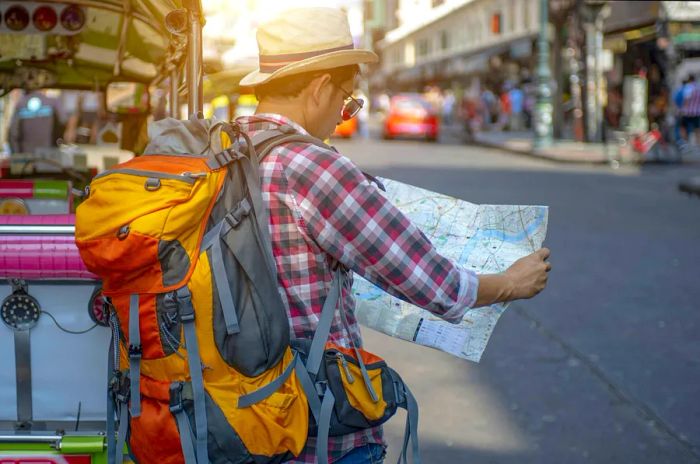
104,81,150,115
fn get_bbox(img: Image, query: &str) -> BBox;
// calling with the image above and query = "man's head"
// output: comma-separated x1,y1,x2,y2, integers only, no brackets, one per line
254,65,359,139
240,7,377,139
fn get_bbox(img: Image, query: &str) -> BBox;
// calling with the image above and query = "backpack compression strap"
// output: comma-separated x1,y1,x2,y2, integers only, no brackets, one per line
175,286,210,464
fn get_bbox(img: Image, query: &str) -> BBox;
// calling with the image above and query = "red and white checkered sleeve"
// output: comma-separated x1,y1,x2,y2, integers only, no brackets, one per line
283,144,479,323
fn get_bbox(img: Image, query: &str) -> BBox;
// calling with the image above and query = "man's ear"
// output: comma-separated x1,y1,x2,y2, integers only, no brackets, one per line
308,73,333,105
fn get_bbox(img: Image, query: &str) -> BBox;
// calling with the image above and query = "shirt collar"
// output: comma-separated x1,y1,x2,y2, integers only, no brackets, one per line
236,113,310,136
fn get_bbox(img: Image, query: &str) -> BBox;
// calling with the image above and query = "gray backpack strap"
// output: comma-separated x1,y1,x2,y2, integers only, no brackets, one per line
176,286,209,464
315,386,336,464
337,289,379,403
106,322,116,464
114,401,129,464
108,312,129,464
201,219,241,335
169,382,198,464
128,294,141,417
251,125,329,161
398,384,421,464
305,269,343,464
305,269,343,376
237,352,299,408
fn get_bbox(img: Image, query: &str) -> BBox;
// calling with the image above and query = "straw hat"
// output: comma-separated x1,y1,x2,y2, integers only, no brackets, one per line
240,7,378,87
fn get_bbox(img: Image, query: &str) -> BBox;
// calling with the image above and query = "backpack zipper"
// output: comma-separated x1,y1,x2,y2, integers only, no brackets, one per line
93,168,199,184
336,353,355,384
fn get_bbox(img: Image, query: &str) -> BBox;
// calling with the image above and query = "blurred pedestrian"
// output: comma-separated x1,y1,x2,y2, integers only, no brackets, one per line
442,90,456,125
605,85,623,129
673,78,689,141
680,75,700,144
508,85,524,131
497,88,511,131
8,90,63,154
460,92,482,141
480,88,497,128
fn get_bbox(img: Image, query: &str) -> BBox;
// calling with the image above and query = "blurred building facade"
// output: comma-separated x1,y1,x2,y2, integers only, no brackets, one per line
365,0,700,143
372,0,539,93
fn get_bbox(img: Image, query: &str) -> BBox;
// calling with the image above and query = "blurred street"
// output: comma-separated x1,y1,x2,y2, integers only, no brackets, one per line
331,132,700,464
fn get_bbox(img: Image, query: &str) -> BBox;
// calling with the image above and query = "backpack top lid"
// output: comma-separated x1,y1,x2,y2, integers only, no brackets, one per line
75,118,240,295
144,117,233,157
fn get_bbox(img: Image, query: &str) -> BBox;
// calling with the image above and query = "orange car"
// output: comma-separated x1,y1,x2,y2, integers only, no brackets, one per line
333,116,358,138
383,94,439,142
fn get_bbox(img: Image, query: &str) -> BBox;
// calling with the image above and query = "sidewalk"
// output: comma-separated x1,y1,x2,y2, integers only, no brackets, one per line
471,130,610,164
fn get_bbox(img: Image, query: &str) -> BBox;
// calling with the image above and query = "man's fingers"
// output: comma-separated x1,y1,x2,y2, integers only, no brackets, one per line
537,247,551,260
545,261,552,272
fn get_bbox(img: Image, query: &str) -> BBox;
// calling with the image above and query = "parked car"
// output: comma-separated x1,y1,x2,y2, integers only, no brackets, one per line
333,115,358,138
383,94,439,142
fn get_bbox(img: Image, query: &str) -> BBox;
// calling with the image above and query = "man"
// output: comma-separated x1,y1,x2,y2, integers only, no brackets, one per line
681,75,700,144
237,8,551,463
508,84,524,131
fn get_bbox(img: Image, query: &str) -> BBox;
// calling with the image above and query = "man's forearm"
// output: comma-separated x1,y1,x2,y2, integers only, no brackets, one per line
475,274,515,307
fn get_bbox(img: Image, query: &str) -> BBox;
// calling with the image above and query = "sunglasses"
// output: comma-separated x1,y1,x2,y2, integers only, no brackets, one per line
339,87,364,121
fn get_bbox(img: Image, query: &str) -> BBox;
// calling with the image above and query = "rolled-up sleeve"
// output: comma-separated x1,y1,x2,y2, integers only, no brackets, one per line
283,146,478,323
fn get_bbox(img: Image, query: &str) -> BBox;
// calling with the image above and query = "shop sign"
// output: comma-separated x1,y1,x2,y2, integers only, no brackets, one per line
663,1,700,21
603,36,627,54
669,22,700,47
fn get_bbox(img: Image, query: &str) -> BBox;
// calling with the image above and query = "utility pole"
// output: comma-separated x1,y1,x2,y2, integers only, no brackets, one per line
534,0,553,149
582,0,609,142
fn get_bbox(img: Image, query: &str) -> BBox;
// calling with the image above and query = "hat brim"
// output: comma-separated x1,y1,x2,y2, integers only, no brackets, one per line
240,49,378,87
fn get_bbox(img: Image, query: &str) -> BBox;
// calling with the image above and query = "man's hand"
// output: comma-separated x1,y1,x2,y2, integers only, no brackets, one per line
504,248,551,300
475,248,551,307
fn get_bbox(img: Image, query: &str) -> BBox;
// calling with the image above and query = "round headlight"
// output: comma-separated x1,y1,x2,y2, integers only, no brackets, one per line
60,4,86,32
5,5,30,31
33,5,58,32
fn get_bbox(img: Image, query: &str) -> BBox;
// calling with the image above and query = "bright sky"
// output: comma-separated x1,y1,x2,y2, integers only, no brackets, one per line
202,0,364,66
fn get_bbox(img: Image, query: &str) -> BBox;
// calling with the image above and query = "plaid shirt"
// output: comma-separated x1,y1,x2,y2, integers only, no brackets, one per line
237,114,479,463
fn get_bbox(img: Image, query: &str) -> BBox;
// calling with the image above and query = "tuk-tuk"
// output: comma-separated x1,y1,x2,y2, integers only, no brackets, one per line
0,1,206,462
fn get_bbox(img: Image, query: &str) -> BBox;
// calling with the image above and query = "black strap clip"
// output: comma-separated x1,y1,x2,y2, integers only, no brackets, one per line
128,343,142,359
175,287,195,322
169,383,185,414
110,371,131,404
224,198,252,229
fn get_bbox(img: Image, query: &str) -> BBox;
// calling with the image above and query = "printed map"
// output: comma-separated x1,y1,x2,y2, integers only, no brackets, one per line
353,178,548,362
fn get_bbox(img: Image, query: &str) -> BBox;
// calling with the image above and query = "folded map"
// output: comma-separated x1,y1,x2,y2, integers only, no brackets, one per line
353,178,548,362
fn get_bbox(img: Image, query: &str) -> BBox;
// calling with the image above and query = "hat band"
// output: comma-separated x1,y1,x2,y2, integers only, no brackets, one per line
259,44,354,73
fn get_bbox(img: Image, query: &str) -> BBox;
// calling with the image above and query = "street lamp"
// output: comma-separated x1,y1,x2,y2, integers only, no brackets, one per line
534,0,553,149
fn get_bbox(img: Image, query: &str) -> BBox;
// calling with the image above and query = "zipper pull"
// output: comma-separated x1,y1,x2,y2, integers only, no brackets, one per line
336,353,355,384
182,171,207,178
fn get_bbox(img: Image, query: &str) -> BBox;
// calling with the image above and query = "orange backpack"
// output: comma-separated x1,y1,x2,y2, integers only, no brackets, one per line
75,118,420,464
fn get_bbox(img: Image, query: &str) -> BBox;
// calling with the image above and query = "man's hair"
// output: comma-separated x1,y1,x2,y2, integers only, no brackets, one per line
254,65,359,100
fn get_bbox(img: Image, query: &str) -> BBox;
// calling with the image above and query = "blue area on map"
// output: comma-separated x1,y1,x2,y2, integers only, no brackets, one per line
457,207,546,266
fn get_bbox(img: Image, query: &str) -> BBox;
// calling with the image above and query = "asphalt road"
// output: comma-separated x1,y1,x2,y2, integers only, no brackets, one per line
330,132,700,464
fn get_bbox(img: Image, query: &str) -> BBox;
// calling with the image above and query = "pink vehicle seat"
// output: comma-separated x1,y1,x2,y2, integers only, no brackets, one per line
0,214,97,280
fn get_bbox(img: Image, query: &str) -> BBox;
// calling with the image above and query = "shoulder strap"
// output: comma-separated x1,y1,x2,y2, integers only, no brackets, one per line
252,127,329,161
